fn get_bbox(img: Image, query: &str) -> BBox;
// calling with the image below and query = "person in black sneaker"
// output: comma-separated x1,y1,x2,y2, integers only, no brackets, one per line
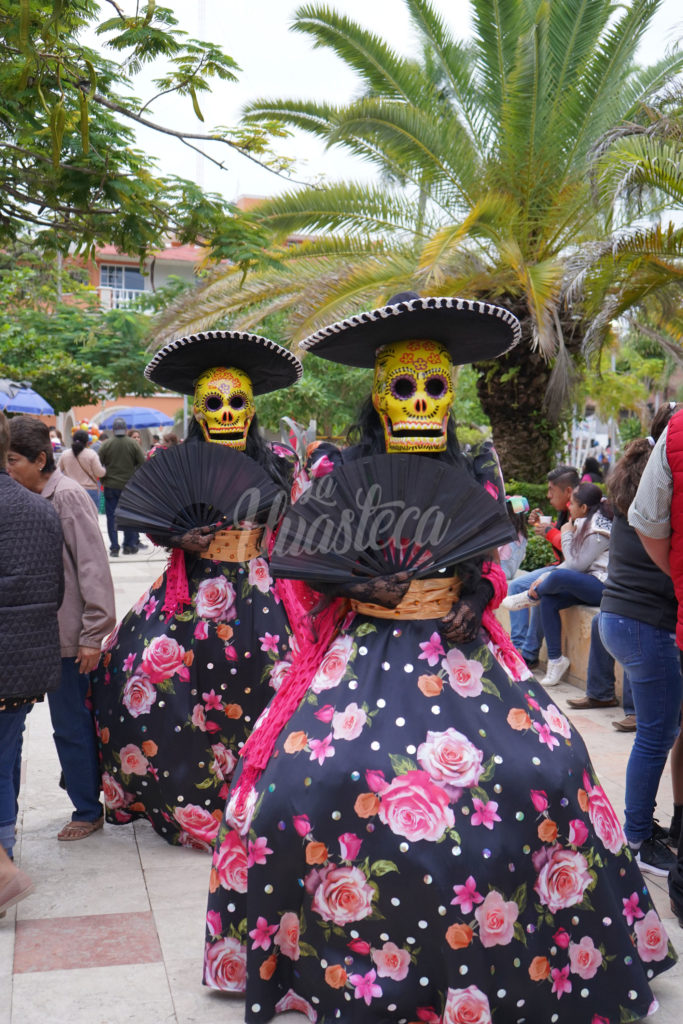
98,417,144,555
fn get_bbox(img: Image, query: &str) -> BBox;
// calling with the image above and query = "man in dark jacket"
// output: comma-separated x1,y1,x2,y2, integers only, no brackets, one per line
98,416,144,555
0,411,63,914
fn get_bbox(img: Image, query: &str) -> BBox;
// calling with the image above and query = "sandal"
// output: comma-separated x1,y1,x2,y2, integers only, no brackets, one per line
57,815,104,842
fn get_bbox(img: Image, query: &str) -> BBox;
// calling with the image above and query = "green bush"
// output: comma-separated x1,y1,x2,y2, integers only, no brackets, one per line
521,534,555,571
505,478,552,515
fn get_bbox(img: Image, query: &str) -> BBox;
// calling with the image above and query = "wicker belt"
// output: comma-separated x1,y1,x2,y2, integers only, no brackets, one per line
350,576,462,620
200,527,264,563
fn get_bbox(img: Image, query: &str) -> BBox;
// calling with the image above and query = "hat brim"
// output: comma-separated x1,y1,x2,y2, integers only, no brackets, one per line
299,296,521,368
145,332,303,396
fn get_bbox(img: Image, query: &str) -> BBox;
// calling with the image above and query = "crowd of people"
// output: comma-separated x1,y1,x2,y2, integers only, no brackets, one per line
1,294,682,1023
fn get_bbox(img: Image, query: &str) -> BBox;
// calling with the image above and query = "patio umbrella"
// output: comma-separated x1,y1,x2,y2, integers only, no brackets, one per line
0,384,54,415
98,406,174,430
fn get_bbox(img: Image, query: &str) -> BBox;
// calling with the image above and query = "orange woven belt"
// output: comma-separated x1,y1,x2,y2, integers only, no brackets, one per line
200,527,264,563
350,576,461,620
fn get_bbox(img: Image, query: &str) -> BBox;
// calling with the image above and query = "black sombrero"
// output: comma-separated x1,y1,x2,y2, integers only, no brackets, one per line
299,292,522,368
145,331,303,396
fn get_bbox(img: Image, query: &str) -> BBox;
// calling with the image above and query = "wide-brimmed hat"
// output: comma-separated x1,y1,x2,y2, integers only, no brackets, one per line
145,331,303,396
299,292,521,368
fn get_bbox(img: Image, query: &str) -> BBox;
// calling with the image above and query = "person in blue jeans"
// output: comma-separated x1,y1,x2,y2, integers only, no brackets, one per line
567,614,636,730
507,465,578,666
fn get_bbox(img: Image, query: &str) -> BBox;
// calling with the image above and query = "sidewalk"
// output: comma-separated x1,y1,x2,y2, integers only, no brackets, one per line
2,529,683,1023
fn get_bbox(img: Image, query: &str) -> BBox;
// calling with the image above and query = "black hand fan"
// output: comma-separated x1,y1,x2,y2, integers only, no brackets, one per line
269,453,516,583
115,443,286,542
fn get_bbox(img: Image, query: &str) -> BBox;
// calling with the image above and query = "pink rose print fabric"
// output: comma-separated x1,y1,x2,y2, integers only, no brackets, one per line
92,535,291,847
203,441,675,1021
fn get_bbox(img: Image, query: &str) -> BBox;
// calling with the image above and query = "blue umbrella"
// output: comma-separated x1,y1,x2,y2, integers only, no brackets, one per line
98,406,174,430
0,385,54,415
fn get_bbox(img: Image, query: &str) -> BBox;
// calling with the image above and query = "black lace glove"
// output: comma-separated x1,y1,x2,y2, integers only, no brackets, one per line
440,578,494,644
320,571,411,609
168,526,214,553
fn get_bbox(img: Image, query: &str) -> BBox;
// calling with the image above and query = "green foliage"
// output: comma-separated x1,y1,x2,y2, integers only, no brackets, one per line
257,358,373,438
521,534,555,572
505,479,551,514
0,0,283,260
618,415,644,446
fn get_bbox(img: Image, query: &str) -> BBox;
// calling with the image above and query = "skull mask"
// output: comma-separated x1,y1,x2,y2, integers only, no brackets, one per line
372,340,454,453
192,366,254,448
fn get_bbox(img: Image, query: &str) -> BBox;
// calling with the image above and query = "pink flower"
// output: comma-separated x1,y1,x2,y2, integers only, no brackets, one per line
141,635,189,684
470,798,501,830
451,875,484,915
348,937,371,954
249,915,278,951
484,480,499,500
534,722,559,750
248,556,273,594
310,634,354,693
591,1017,610,1024
553,927,570,948
378,770,455,843
419,631,445,667
309,734,335,764
530,790,549,813
224,645,238,662
191,703,207,731
416,1009,441,1024
210,743,236,783
338,832,362,860
418,728,484,798
206,909,222,938
622,892,646,926
534,846,593,912
371,941,410,980
174,803,220,845
122,652,136,672
132,591,149,616
274,990,317,1022
204,936,246,992
101,772,130,810
348,968,382,1006
259,632,280,653
474,890,518,948
269,659,291,691
310,454,334,478
293,815,312,837
311,864,375,925
194,621,209,640
582,773,626,855
143,596,158,620
332,702,367,741
195,576,236,622
247,836,273,867
213,830,248,892
118,743,149,776
443,985,492,1024
314,704,335,723
568,935,603,979
122,671,156,717
203,689,223,711
275,910,300,960
365,769,388,793
634,909,670,962
550,965,572,999
541,703,571,739
568,819,589,846
526,695,540,710
441,648,484,697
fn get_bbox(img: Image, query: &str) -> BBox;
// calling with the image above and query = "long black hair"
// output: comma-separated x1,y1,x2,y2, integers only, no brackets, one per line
571,481,612,552
71,430,89,457
186,413,292,490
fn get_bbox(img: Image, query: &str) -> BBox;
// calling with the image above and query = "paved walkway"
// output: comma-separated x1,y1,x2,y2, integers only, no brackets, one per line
2,530,682,1023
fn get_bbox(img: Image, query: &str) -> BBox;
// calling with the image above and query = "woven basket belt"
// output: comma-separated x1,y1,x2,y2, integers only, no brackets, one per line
350,576,461,620
200,527,264,563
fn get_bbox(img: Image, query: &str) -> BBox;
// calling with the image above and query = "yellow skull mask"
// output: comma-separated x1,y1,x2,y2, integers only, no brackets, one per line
192,366,254,448
372,340,454,453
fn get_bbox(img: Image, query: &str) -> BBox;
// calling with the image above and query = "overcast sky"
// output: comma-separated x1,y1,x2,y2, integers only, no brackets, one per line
111,0,683,204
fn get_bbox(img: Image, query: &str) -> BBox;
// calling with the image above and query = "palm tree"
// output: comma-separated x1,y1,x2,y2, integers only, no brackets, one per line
155,0,682,479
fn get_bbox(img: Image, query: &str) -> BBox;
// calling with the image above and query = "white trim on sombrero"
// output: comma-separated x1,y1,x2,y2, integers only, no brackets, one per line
299,296,522,353
144,330,303,384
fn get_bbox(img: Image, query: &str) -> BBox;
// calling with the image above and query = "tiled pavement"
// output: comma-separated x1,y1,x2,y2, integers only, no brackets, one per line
2,527,683,1023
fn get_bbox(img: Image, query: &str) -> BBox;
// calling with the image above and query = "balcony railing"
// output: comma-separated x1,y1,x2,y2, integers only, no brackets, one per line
98,286,146,310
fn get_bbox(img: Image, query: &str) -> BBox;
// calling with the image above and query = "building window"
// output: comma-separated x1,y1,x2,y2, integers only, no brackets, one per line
99,264,145,291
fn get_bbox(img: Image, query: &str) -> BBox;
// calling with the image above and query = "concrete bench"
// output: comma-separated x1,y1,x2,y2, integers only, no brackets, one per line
495,603,625,698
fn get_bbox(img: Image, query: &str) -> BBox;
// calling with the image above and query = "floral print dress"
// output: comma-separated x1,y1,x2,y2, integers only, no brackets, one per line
92,547,293,849
203,444,676,1021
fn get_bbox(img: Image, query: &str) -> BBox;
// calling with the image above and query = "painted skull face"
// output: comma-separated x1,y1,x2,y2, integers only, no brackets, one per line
372,340,454,453
192,366,254,448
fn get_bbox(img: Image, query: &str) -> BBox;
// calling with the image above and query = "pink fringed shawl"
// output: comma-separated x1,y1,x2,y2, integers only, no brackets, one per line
161,547,192,616
481,560,531,682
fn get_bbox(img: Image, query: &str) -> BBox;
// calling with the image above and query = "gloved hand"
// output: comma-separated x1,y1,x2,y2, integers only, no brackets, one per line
169,526,214,553
341,571,411,609
440,578,494,644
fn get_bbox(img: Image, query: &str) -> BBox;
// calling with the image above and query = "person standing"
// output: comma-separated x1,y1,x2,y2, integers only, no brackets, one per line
58,429,106,508
98,417,144,556
0,411,64,912
7,416,116,841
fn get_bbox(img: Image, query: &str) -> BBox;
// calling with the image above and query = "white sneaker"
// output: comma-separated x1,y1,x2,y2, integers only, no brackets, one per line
540,655,570,687
502,590,539,611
